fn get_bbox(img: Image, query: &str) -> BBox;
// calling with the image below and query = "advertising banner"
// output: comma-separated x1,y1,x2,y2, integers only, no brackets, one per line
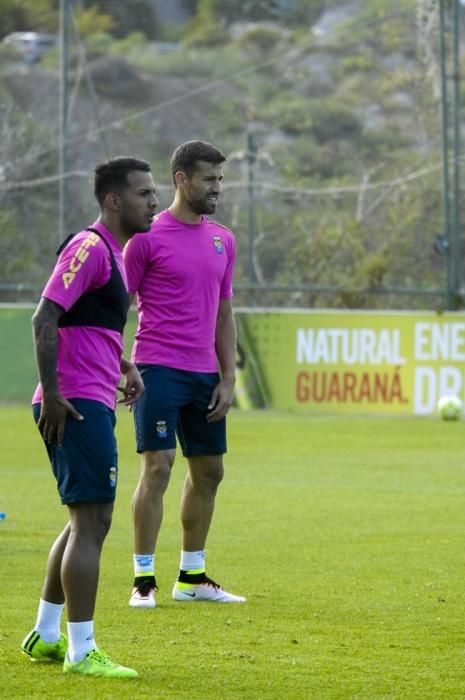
235,310,465,416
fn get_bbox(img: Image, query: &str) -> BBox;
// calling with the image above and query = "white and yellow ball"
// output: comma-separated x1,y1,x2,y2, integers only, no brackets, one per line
437,395,463,421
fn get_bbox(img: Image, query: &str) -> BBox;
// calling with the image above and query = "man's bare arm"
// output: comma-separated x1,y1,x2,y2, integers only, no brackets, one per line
32,298,83,444
207,299,236,422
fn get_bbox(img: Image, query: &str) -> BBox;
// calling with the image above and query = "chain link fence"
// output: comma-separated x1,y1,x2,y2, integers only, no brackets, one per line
0,0,459,309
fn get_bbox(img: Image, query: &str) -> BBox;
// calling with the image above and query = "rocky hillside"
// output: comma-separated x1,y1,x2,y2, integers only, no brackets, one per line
0,0,453,309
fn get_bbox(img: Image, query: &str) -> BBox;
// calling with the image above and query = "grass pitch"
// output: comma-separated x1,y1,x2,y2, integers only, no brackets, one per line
2,406,465,699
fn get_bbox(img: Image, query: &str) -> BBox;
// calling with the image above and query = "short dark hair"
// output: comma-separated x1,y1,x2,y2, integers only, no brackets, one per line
170,141,226,185
94,156,151,205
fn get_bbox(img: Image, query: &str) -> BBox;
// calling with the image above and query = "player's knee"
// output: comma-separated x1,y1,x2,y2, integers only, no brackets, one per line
99,508,113,535
91,505,113,541
70,503,113,543
191,460,224,493
209,462,224,487
141,450,174,492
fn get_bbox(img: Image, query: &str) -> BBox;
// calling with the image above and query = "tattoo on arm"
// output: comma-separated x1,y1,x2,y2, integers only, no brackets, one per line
32,300,64,396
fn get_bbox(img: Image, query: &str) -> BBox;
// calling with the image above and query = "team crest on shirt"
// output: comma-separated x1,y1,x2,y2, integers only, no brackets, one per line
109,466,117,488
213,236,223,254
156,420,167,438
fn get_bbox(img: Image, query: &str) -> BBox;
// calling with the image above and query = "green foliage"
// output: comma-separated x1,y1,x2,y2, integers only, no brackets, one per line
183,19,229,48
0,310,36,398
206,97,247,137
80,0,159,39
310,100,362,143
361,125,411,157
0,207,22,276
287,0,326,25
193,0,326,26
132,44,247,79
262,92,313,133
84,54,146,101
261,94,362,145
0,0,57,38
110,31,148,56
269,136,359,182
345,0,417,56
0,0,448,309
355,249,391,289
155,21,186,43
336,53,374,77
192,0,280,23
234,24,286,56
74,5,116,38
378,67,414,99
80,30,113,58
269,136,319,180
0,39,20,62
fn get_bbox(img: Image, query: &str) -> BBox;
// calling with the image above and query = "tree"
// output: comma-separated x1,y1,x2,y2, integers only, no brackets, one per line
191,0,325,25
74,5,115,37
0,0,58,38
78,1,159,39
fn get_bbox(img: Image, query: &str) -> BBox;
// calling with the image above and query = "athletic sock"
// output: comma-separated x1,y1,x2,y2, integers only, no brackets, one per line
35,598,64,643
178,550,206,584
133,553,155,578
67,620,97,663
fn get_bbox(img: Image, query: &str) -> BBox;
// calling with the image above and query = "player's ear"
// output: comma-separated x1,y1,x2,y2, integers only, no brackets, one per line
104,191,121,212
174,170,186,188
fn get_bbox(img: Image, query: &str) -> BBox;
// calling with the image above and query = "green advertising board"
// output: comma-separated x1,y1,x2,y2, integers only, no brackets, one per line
235,310,465,416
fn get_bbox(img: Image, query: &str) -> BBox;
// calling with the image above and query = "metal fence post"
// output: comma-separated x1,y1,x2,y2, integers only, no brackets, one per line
58,0,70,243
452,0,462,304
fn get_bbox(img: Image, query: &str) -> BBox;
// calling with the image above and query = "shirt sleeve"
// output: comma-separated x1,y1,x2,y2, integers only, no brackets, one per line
220,233,236,300
42,231,111,311
123,233,151,295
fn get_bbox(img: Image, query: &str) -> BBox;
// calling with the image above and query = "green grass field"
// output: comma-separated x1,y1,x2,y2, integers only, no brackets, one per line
2,406,465,699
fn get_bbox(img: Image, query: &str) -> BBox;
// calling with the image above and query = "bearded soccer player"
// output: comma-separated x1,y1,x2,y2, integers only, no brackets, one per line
125,140,245,608
21,157,158,678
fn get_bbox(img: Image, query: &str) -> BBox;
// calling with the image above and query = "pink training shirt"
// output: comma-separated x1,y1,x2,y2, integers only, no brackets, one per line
32,221,128,409
124,209,236,372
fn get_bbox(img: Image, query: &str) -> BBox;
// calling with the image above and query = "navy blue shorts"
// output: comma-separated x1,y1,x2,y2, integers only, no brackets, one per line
133,365,227,457
32,398,118,506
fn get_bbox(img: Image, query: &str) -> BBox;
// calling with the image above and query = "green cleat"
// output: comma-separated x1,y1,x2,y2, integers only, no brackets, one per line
21,630,68,662
63,649,138,679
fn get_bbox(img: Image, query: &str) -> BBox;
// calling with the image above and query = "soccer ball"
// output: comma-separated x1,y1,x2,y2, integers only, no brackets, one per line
437,395,463,421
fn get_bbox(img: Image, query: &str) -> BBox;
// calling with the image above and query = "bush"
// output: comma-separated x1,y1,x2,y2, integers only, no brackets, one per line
310,101,362,143
111,32,148,56
183,20,230,48
336,53,374,78
133,45,248,79
89,55,145,101
262,92,313,133
234,24,286,56
83,32,114,59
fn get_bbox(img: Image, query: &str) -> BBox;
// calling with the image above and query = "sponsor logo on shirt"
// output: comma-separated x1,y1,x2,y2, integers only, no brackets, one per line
213,235,223,254
62,232,101,289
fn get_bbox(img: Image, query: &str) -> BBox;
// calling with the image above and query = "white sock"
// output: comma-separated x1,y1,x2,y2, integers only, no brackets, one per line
180,550,205,572
133,553,155,577
35,598,64,643
67,620,96,663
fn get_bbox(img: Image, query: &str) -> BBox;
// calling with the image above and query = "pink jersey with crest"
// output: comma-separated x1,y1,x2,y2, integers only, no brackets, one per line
32,221,127,409
124,209,236,372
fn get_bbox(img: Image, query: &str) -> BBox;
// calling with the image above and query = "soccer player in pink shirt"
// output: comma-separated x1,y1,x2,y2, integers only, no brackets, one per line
125,141,245,607
21,157,158,678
